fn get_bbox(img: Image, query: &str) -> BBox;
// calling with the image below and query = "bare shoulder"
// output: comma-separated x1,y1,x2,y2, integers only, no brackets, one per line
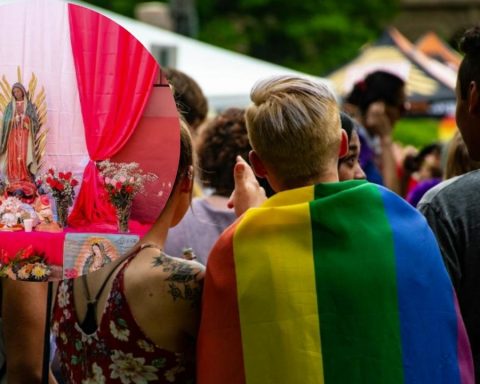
127,249,205,308
151,252,205,282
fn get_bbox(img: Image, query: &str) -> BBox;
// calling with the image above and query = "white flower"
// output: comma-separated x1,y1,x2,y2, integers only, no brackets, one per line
52,321,59,336
63,308,71,320
109,320,130,341
16,265,30,280
57,282,70,308
164,364,185,382
109,350,158,384
137,339,154,353
60,332,67,345
82,362,106,384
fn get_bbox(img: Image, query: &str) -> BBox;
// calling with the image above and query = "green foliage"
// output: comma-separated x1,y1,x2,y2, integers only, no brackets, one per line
197,0,401,75
81,0,138,17
81,0,400,75
393,118,440,149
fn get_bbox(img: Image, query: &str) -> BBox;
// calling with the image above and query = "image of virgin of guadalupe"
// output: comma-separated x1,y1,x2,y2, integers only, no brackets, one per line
82,242,112,275
0,83,40,199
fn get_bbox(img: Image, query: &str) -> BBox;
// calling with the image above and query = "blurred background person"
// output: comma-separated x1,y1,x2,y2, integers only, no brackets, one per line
165,108,251,265
404,142,443,207
346,70,408,194
444,130,480,179
164,67,208,140
338,112,366,181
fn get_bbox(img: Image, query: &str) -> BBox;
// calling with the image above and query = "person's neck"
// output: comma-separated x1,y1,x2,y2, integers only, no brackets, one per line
274,167,340,192
138,211,173,250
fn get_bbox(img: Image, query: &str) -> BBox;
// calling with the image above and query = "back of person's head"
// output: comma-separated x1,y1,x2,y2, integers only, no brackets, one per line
349,71,405,115
197,108,251,197
403,143,443,177
245,75,341,189
164,68,208,132
340,112,355,141
458,26,480,101
174,119,194,188
445,131,480,179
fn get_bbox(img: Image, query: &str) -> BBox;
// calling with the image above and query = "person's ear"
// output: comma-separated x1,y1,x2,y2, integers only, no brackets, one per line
248,150,268,178
338,129,348,159
468,81,480,116
180,165,194,193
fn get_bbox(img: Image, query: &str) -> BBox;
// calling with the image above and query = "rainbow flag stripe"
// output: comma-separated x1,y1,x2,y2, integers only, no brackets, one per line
198,180,474,383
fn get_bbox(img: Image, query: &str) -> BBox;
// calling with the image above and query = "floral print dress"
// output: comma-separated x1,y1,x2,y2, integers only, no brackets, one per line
52,257,195,384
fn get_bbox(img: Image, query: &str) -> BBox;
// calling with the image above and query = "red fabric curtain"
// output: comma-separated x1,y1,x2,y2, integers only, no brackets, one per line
67,4,159,227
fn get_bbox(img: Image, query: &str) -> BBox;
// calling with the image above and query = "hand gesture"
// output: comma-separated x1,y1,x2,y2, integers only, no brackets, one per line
365,101,393,138
227,156,267,217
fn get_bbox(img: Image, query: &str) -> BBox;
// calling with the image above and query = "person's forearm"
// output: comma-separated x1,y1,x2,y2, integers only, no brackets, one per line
380,136,401,194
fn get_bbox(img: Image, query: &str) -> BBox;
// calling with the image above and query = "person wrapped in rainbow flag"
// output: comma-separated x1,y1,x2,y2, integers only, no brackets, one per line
197,76,474,384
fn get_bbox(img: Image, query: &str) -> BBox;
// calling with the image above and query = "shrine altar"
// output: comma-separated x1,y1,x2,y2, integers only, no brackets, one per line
0,221,150,279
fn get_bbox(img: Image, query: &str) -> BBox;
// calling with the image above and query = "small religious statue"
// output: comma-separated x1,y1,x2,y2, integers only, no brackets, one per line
33,194,62,233
0,82,40,199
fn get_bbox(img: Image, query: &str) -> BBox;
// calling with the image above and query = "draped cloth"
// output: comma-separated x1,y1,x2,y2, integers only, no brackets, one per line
198,180,474,384
67,4,159,227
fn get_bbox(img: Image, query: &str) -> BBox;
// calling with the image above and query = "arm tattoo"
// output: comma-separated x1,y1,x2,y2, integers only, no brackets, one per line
152,253,201,306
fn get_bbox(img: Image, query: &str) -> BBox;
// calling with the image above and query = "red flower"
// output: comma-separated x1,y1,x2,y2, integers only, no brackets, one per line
59,172,65,180
52,180,64,191
0,249,9,265
36,179,43,185
21,245,34,260
65,171,72,180
125,185,134,194
48,168,54,175
116,181,122,190
71,179,79,187
46,177,53,185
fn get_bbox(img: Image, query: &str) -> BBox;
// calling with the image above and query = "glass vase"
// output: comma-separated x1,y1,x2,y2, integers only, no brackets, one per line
55,198,69,228
115,202,132,233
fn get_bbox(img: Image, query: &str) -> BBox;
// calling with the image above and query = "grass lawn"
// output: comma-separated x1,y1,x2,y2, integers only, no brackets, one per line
393,118,442,149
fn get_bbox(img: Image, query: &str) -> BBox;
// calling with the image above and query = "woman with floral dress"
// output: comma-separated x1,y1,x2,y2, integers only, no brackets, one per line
52,121,203,383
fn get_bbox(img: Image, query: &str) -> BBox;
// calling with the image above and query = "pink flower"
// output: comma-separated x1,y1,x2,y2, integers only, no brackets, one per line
105,177,111,184
64,268,78,279
119,176,126,183
129,177,134,183
40,195,50,205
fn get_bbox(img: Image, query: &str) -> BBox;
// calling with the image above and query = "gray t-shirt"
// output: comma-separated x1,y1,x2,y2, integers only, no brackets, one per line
164,198,237,265
418,169,480,373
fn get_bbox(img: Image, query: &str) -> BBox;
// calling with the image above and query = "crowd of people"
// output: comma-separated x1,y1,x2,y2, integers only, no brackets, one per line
3,25,480,384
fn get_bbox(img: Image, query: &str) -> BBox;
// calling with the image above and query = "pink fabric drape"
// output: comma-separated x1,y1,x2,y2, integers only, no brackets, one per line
67,4,159,227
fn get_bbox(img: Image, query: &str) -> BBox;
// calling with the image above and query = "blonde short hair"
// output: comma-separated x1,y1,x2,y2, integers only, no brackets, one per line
245,75,341,187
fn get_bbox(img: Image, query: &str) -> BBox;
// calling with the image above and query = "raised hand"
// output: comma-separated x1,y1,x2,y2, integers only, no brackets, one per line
227,156,267,217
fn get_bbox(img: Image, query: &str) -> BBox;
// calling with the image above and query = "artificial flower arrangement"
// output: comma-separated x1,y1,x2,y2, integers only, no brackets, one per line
0,246,51,281
97,160,157,232
39,168,79,227
0,196,37,229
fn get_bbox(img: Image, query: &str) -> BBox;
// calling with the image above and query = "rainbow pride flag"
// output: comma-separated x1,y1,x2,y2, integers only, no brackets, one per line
197,180,474,384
